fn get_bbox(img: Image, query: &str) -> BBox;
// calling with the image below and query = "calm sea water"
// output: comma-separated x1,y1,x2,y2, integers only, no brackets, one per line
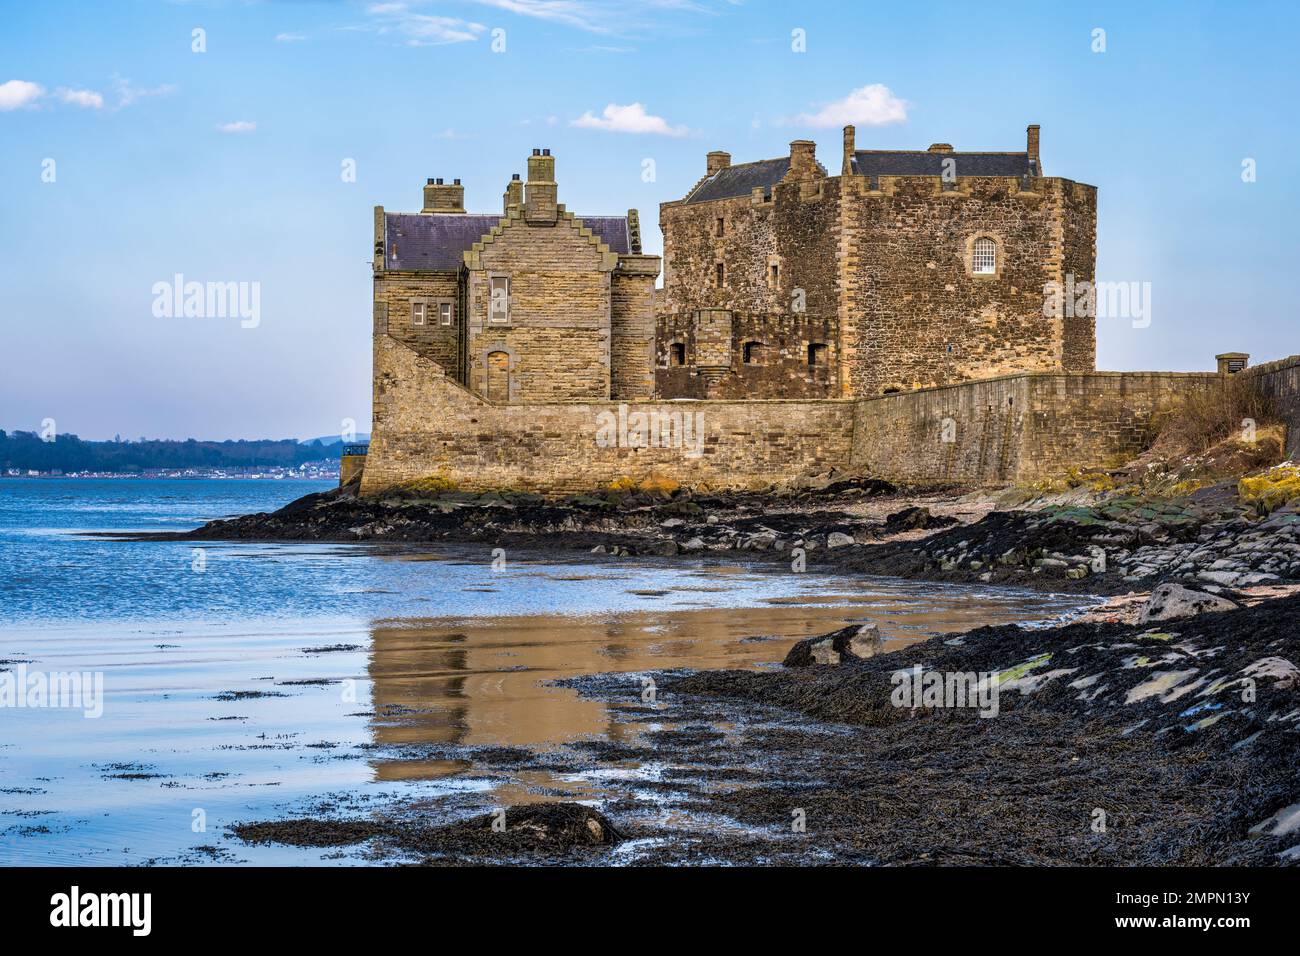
0,479,1091,865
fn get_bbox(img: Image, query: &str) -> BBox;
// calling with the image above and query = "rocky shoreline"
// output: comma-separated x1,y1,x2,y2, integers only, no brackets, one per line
131,471,1300,600
227,589,1300,865
190,473,1300,865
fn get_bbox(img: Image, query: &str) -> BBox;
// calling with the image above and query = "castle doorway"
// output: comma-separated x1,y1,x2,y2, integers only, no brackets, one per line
486,350,510,402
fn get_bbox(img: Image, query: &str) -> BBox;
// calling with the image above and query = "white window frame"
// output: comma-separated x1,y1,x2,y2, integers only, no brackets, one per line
489,275,510,325
439,302,453,326
972,237,997,275
411,301,426,326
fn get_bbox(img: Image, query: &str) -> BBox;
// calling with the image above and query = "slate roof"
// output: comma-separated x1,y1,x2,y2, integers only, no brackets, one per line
851,150,1034,178
683,157,827,204
384,212,631,272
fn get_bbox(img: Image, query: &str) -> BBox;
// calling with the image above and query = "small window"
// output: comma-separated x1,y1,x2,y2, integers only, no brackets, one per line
411,302,426,326
669,342,686,366
439,302,453,326
808,343,828,366
489,276,509,323
768,263,779,288
715,263,725,288
972,237,997,275
715,217,725,237
743,341,765,364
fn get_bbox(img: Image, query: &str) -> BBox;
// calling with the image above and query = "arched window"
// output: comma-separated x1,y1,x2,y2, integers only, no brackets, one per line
972,237,997,275
669,342,687,366
743,341,765,364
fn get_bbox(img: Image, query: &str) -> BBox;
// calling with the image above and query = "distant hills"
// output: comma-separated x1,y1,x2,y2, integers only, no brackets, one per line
299,433,369,446
0,430,353,473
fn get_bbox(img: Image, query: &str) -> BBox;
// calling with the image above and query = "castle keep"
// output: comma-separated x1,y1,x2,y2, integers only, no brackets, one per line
359,133,1285,496
657,125,1096,399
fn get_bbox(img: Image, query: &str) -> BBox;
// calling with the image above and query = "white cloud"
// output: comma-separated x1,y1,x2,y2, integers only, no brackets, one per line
0,79,46,111
793,84,909,128
217,120,257,134
275,32,308,43
362,3,486,45
571,102,687,137
58,88,104,109
111,75,177,110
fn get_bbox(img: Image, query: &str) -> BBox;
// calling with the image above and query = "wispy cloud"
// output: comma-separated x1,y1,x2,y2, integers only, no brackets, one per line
275,32,308,43
361,2,486,45
791,84,909,128
111,75,177,110
58,87,104,109
571,102,688,136
0,79,46,111
217,120,257,134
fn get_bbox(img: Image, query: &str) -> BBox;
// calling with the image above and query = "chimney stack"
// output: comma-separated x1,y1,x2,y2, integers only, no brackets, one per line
1027,124,1041,173
503,172,523,214
422,175,465,214
706,151,731,176
841,125,855,176
525,147,557,223
788,140,817,179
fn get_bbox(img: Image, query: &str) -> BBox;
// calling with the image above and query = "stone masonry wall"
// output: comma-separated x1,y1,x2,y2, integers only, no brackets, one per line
1242,354,1300,459
465,210,614,402
373,271,462,376
656,173,841,399
361,335,855,495
843,175,1095,397
850,371,1220,485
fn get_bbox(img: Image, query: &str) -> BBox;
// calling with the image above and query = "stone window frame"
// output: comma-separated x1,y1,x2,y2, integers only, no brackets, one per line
438,301,454,327
487,272,512,326
767,257,782,290
409,296,456,330
965,234,1003,279
668,341,687,367
807,342,829,367
715,262,725,289
715,216,725,238
742,341,766,365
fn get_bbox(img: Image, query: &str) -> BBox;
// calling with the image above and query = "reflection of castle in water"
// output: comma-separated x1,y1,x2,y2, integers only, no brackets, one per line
360,592,1087,782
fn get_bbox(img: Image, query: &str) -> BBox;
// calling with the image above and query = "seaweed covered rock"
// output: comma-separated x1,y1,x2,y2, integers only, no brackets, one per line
784,624,883,667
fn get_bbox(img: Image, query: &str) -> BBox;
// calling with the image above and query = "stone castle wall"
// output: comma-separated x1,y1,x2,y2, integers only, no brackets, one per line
849,371,1220,484
361,335,854,495
362,335,1241,495
1242,354,1300,459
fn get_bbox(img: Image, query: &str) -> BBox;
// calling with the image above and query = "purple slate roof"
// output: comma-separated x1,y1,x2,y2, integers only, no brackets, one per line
851,150,1034,178
384,212,631,271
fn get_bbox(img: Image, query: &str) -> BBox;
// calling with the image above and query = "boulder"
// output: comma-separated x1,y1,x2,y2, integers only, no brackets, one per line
783,624,883,667
827,532,856,549
1137,583,1239,624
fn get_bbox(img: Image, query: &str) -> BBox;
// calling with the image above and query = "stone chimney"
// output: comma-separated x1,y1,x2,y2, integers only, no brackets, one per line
503,173,523,214
706,151,731,176
525,148,557,223
841,125,855,176
422,177,465,214
1027,124,1041,172
927,143,954,153
788,140,817,179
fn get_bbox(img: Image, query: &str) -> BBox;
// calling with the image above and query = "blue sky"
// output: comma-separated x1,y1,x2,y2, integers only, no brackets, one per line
1,0,1296,440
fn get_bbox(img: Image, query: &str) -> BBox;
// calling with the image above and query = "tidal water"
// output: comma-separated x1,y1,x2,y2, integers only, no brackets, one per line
0,478,1092,865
